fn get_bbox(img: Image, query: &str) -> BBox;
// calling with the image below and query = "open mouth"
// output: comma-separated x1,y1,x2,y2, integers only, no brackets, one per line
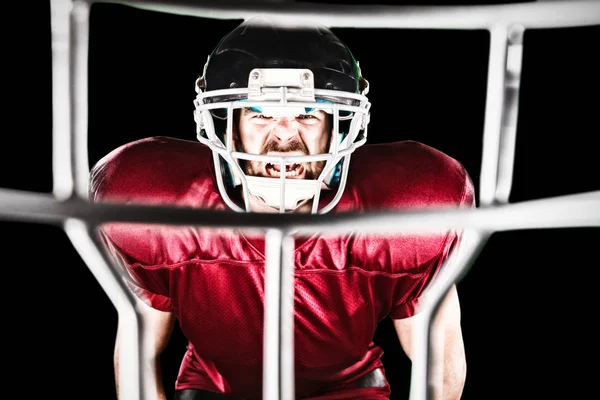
265,162,305,178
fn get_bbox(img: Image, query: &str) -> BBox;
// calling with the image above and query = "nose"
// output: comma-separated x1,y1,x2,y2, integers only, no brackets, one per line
272,116,299,143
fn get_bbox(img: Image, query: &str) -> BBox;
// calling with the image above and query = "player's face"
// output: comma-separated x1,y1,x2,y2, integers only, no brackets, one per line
236,108,331,180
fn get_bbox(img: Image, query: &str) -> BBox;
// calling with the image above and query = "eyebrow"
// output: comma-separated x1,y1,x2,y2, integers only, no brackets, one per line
241,107,326,118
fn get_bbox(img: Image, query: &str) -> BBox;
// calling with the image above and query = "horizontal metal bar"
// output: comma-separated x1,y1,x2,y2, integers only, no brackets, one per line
86,0,600,29
0,188,598,232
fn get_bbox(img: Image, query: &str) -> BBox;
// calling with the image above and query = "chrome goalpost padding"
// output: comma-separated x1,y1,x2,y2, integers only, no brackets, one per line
0,1,598,400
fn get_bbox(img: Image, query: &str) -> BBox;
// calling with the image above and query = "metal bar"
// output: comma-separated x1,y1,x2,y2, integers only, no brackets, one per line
480,23,524,207
495,25,524,204
0,189,598,231
71,1,94,199
64,219,150,400
78,0,600,29
263,229,296,400
50,0,75,201
408,230,491,400
50,2,152,399
50,0,93,199
479,25,508,206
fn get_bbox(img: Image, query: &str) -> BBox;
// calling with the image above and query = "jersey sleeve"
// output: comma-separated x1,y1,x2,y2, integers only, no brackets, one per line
100,231,174,312
89,138,177,312
389,166,476,319
388,231,461,319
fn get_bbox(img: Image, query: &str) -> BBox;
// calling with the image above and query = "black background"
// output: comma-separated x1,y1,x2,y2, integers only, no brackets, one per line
2,1,599,399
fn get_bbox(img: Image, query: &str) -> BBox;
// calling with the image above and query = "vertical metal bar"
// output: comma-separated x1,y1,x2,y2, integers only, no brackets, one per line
54,1,153,399
50,0,75,201
479,25,509,206
495,25,525,204
408,230,490,400
50,0,91,200
71,0,93,199
263,229,296,400
64,219,148,400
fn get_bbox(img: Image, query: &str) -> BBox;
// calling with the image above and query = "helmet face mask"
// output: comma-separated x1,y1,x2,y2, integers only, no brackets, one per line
193,18,371,214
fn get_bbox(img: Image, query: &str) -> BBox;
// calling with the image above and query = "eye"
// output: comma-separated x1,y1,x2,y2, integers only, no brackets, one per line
254,114,271,120
296,114,321,125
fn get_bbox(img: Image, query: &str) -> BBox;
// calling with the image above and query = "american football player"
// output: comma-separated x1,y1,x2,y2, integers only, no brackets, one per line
90,17,474,400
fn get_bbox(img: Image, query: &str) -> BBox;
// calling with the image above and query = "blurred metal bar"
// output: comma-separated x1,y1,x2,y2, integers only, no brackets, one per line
0,189,598,231
84,0,600,29
495,25,524,204
479,25,509,207
479,23,525,206
50,0,93,199
50,2,149,398
263,230,296,400
71,1,94,199
50,0,74,201
64,219,152,400
409,229,491,400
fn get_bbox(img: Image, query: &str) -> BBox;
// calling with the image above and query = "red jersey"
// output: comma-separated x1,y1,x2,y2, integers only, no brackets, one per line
90,136,475,399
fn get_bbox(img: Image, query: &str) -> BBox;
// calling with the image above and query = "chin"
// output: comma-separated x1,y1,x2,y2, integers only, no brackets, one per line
249,197,314,214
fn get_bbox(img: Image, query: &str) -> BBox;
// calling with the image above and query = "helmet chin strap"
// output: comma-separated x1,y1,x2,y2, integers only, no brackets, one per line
244,175,323,211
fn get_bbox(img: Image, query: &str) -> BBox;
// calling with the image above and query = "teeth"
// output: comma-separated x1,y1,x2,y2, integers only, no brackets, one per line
270,168,299,177
267,163,300,177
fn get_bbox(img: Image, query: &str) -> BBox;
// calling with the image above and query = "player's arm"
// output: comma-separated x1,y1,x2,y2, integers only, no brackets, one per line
393,284,466,400
114,298,176,400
